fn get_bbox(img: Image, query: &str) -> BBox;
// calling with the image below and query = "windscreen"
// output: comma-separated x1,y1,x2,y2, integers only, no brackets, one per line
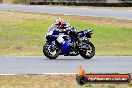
46,24,58,36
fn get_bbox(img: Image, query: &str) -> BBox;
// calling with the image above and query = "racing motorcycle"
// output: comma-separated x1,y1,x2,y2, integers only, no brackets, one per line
43,25,95,59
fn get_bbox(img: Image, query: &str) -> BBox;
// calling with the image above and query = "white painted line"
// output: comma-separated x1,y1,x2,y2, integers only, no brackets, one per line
0,74,18,76
0,73,77,76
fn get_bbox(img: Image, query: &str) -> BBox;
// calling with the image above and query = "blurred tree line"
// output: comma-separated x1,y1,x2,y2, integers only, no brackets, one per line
1,0,132,6
13,0,25,3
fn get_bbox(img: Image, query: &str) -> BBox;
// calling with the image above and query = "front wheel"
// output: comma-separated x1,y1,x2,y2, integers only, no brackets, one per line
79,42,95,59
43,42,60,59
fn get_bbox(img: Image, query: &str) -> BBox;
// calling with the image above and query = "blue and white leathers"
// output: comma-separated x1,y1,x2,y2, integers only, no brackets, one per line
46,24,72,54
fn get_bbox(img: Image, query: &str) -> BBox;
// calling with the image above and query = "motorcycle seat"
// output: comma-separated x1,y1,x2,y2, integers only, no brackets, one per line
77,31,84,34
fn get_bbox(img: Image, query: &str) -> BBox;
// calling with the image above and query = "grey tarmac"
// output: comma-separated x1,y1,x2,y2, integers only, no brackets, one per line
0,4,132,20
0,56,132,74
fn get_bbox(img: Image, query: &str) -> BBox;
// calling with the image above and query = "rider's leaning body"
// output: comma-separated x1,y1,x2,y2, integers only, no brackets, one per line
47,18,77,42
54,18,72,33
47,18,77,53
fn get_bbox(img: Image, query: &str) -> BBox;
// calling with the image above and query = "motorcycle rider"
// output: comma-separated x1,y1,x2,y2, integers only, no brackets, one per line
53,18,77,54
54,18,71,32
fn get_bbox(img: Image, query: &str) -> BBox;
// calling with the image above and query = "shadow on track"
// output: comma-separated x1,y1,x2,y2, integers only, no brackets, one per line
43,56,94,61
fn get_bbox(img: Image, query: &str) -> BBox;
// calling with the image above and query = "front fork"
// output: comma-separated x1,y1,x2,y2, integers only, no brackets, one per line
49,41,56,52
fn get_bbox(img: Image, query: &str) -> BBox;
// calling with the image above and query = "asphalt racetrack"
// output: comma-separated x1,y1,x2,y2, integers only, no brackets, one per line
0,4,132,20
0,56,132,74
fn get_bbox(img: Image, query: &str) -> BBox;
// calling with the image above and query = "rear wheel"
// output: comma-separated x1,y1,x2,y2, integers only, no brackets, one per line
43,42,60,59
79,42,95,59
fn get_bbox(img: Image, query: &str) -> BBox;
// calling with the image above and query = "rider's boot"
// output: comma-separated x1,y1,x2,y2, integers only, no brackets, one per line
69,42,77,55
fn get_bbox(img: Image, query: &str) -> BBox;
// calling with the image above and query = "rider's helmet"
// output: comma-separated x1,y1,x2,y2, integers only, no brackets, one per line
55,18,64,26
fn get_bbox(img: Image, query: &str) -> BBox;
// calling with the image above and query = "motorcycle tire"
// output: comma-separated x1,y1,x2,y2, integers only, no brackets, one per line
79,42,95,59
43,42,60,59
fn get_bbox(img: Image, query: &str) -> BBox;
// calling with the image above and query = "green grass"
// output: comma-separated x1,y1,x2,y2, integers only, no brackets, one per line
0,11,132,56
0,75,131,88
